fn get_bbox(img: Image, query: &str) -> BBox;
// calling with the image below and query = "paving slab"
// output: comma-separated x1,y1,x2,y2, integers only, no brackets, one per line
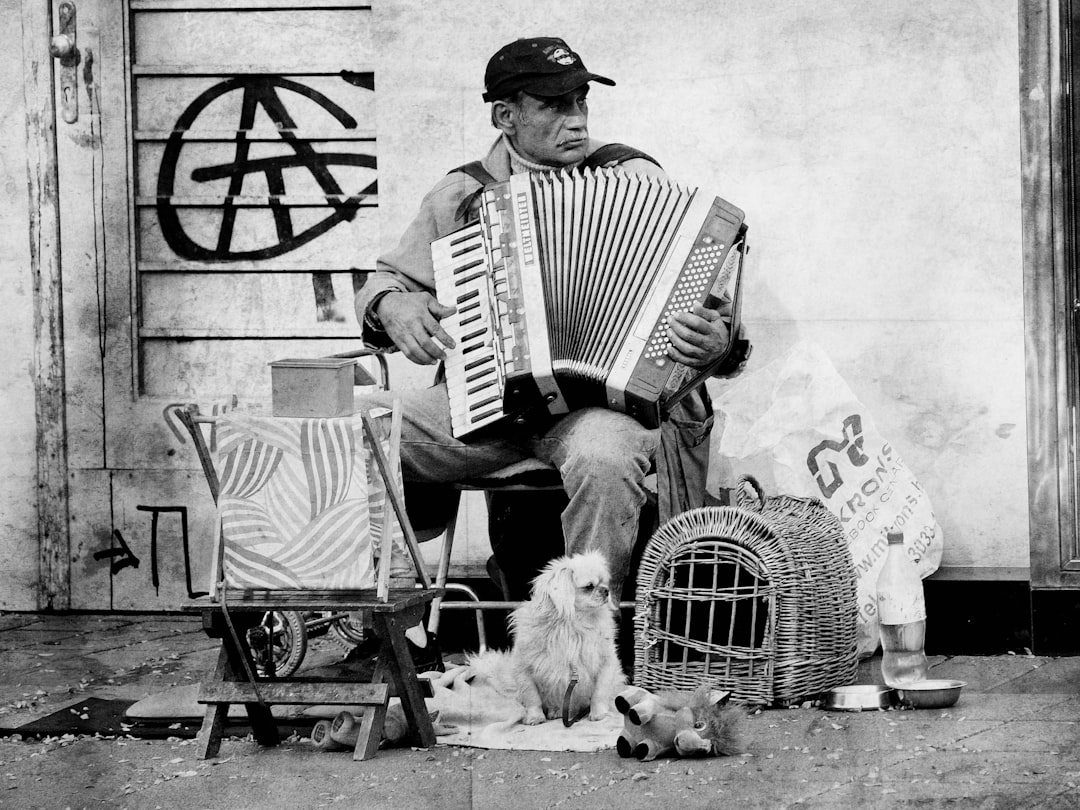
4,732,1077,810
917,691,1062,721
0,628,85,651
0,616,40,633
984,655,1080,694
1024,693,1080,720
0,613,1079,809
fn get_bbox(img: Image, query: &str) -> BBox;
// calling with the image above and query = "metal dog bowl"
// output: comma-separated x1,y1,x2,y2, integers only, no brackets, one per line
822,685,894,712
893,679,966,709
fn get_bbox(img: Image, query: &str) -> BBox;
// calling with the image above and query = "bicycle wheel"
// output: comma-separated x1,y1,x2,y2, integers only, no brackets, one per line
328,611,368,650
253,610,308,678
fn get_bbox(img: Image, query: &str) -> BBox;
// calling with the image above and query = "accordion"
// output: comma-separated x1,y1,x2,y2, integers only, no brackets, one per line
432,168,749,438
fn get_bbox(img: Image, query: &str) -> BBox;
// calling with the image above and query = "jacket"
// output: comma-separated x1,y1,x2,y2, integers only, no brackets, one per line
356,136,717,521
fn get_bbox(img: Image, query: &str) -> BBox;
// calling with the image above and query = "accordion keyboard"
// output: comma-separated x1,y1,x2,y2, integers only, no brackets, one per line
432,221,512,436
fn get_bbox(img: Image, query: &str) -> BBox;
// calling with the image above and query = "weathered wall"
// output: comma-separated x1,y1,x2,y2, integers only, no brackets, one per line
1,1,44,609
373,0,1027,575
0,0,1028,610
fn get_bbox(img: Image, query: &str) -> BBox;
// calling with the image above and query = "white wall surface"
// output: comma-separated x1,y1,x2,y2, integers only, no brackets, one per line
373,0,1027,572
0,0,1029,610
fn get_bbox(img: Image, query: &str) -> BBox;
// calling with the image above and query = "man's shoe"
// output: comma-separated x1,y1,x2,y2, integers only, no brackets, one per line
407,630,445,674
335,627,443,676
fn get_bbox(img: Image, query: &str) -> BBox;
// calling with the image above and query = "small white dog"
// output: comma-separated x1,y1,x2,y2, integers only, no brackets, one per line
470,550,626,725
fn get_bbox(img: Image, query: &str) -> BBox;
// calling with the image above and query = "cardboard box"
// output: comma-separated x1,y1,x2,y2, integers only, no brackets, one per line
269,357,356,417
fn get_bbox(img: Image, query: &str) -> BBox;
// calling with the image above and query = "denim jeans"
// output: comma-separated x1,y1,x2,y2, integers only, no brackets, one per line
360,383,658,598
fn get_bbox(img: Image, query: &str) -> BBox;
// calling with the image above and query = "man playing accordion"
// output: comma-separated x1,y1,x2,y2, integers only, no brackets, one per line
354,36,742,630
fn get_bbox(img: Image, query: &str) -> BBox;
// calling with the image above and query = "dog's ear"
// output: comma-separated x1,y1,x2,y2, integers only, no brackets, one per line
533,558,578,619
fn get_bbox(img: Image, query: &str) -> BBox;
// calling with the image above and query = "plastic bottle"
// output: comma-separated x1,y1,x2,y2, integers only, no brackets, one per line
876,530,929,687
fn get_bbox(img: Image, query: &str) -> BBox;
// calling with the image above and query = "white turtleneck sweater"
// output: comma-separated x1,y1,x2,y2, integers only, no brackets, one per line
502,134,583,175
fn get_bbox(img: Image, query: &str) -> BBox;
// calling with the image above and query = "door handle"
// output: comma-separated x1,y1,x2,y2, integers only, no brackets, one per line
49,1,78,124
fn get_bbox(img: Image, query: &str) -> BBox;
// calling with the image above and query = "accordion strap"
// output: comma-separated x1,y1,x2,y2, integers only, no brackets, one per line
452,160,498,187
582,143,660,170
451,161,498,222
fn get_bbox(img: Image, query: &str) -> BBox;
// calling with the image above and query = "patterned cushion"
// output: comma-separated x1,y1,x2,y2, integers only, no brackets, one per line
214,411,402,590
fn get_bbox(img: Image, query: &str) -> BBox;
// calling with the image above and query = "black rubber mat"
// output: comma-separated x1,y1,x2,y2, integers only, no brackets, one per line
0,697,312,740
0,697,145,739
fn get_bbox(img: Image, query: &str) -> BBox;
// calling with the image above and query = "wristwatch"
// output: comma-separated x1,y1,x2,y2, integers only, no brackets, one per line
365,290,399,333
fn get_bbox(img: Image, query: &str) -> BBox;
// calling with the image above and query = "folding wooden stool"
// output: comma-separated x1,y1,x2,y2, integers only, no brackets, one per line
177,403,442,761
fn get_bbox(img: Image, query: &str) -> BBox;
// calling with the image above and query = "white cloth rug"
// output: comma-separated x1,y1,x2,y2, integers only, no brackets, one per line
410,666,623,752
124,667,624,753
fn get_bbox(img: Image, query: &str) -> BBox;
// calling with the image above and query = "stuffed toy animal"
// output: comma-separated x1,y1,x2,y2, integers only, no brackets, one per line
615,685,745,761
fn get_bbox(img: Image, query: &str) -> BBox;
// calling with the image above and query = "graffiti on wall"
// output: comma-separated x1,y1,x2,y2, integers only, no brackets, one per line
156,72,375,321
93,507,208,600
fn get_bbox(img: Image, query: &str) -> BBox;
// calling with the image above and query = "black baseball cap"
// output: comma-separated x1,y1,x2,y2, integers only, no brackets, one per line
482,37,615,102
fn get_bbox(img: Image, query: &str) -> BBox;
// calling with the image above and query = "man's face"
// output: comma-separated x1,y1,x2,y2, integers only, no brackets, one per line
503,86,590,167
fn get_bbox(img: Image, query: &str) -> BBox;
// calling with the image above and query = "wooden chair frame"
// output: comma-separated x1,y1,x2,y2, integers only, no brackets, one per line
175,402,442,761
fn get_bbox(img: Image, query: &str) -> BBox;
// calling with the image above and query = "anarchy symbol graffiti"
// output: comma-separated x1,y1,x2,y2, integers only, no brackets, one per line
156,74,377,262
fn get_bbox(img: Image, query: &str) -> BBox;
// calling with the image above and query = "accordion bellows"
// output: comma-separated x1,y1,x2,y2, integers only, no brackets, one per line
432,168,748,437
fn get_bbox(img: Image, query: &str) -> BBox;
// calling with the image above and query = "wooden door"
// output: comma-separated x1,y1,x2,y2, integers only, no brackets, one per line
56,0,379,608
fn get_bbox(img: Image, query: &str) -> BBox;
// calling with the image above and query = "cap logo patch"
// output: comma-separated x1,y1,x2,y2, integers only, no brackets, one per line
546,46,576,66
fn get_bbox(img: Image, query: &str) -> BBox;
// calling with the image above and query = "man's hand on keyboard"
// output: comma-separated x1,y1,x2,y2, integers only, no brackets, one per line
378,291,457,365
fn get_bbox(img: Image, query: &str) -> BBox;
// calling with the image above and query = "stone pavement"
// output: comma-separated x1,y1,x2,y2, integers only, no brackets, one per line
0,612,1078,809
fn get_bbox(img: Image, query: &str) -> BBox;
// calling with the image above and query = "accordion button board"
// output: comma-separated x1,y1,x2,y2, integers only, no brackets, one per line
433,167,747,439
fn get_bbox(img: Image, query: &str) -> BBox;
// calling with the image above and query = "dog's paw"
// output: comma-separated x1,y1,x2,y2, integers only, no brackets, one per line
588,708,610,722
523,706,547,726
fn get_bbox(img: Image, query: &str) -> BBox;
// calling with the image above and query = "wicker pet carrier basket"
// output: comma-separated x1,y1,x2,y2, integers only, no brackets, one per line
633,476,859,706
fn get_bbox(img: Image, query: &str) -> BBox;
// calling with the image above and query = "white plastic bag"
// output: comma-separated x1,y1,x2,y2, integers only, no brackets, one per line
711,341,943,657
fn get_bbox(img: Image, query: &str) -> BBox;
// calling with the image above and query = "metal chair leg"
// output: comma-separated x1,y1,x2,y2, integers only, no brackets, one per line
442,582,488,653
426,496,461,639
